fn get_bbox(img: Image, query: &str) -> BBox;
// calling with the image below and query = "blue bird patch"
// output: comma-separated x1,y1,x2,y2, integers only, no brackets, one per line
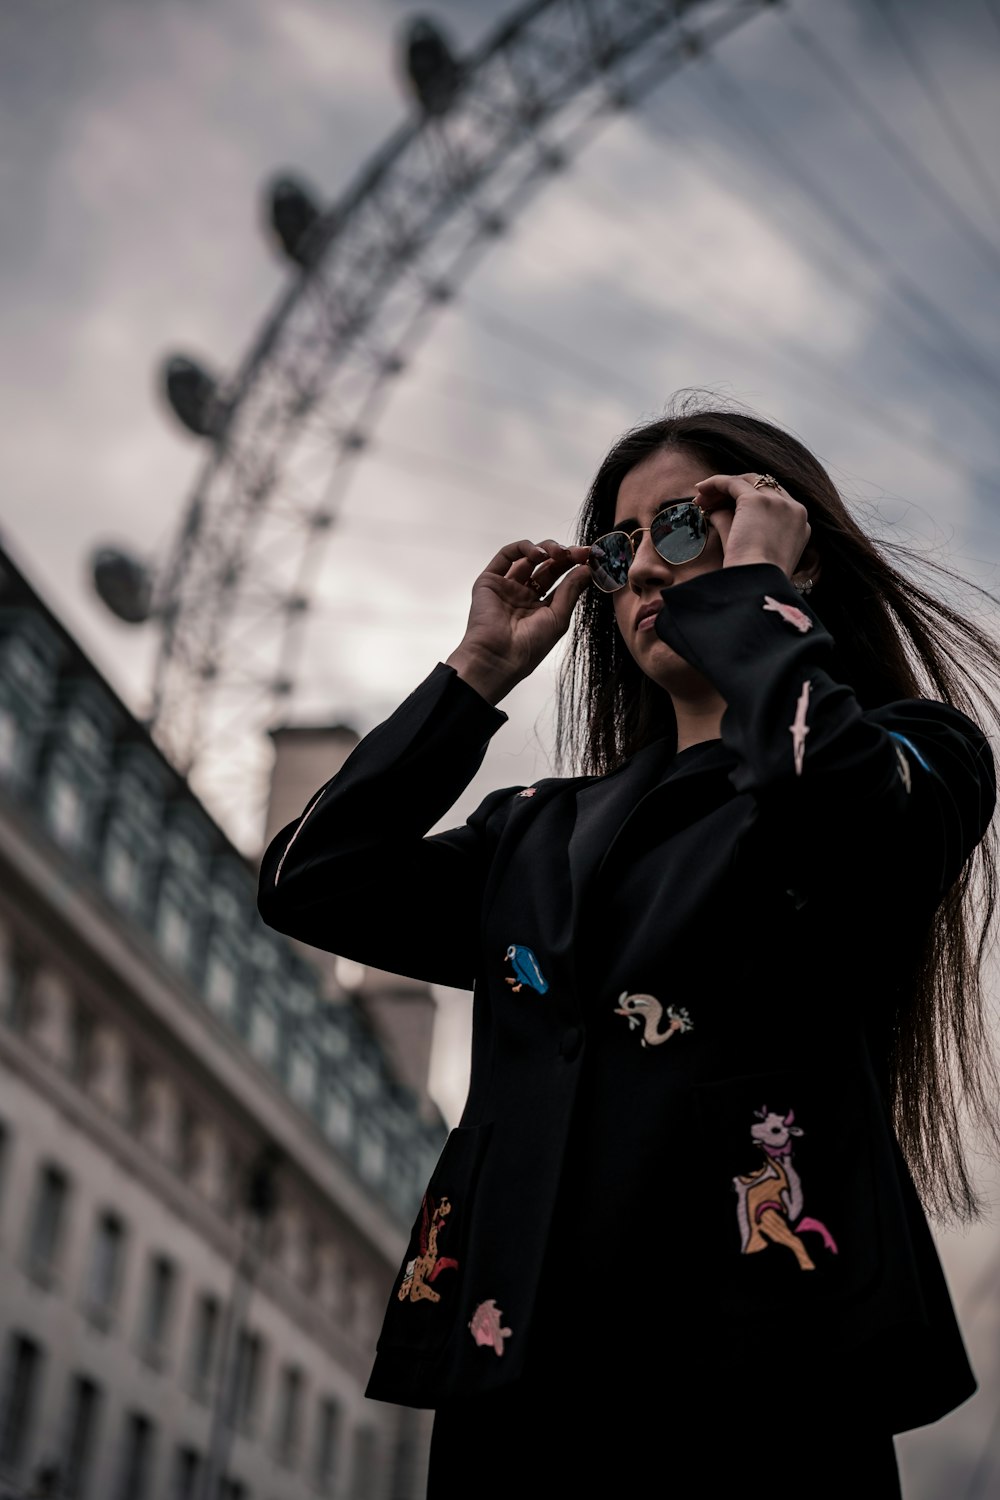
504,944,549,995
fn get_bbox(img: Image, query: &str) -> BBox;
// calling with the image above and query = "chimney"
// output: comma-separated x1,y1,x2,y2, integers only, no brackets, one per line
262,722,438,1113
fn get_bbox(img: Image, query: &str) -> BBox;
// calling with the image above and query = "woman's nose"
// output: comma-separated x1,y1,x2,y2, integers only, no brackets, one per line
628,531,674,595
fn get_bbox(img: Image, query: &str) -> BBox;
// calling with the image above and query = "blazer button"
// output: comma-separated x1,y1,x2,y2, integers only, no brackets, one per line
560,1025,583,1062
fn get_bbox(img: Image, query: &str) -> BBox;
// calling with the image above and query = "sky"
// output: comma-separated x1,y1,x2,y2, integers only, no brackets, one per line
3,1,1000,1483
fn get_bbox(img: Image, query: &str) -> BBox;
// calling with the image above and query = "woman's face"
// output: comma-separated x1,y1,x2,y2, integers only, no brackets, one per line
609,446,724,694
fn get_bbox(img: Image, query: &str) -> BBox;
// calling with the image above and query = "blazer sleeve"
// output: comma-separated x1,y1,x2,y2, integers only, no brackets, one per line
655,561,996,905
256,662,517,989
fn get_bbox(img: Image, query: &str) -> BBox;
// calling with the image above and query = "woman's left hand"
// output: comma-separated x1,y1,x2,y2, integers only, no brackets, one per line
693,473,811,577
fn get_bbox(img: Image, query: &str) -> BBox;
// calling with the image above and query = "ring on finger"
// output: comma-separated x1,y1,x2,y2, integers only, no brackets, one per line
752,473,781,491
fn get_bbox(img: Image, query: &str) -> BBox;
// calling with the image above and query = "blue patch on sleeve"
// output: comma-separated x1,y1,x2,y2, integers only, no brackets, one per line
887,730,932,775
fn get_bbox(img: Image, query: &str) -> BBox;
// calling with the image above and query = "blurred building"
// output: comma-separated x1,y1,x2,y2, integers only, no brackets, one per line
0,541,444,1500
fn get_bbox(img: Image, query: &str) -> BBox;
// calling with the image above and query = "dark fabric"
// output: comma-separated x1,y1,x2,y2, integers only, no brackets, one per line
257,562,995,1432
427,1363,903,1499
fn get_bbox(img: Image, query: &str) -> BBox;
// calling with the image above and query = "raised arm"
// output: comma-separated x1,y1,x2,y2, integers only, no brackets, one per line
257,662,515,989
655,560,996,905
257,535,591,989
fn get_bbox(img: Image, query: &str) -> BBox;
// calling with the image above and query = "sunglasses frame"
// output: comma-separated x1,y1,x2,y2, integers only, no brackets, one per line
588,498,708,593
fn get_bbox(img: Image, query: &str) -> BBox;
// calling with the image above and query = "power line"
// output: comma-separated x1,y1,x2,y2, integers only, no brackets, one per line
690,50,1000,399
782,11,1000,280
871,0,1000,227
460,294,652,406
556,161,1000,494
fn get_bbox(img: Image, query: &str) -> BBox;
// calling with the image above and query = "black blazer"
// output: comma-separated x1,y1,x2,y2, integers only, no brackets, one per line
257,562,996,1431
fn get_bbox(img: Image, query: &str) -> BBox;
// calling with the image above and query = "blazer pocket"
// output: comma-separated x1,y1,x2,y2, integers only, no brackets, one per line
375,1121,494,1359
692,1067,883,1331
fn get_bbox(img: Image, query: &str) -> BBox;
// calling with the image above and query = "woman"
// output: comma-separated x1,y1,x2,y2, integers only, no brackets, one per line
257,404,1000,1497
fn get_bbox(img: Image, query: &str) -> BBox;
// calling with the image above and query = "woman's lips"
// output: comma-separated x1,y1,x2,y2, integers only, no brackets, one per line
637,611,661,631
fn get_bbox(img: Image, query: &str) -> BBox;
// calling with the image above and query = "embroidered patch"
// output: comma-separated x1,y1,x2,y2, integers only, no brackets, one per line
887,730,931,777
732,1107,838,1272
762,594,813,634
790,679,811,776
892,741,911,793
614,992,693,1048
517,787,537,798
469,1299,512,1356
504,944,549,994
397,1195,459,1303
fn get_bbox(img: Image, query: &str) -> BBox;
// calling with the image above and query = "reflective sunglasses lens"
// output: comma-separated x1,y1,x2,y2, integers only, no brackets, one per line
588,532,632,591
650,501,707,564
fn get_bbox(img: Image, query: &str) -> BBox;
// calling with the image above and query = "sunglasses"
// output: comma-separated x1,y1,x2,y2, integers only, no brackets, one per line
588,499,708,593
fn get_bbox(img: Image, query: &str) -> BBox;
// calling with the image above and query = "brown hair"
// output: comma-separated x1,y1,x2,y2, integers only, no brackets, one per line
556,394,1000,1222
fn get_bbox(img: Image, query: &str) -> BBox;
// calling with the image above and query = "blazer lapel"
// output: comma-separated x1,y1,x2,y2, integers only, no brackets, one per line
567,739,737,934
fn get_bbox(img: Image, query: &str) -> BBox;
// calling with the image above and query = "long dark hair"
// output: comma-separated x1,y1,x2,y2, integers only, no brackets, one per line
556,394,1000,1223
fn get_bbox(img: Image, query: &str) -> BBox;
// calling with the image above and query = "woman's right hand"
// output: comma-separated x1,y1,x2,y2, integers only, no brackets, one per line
446,538,591,704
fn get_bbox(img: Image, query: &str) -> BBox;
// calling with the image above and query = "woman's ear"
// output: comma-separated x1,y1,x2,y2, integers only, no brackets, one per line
793,541,821,590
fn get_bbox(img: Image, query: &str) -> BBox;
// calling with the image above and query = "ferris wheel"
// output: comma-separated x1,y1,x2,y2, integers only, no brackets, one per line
91,0,1000,854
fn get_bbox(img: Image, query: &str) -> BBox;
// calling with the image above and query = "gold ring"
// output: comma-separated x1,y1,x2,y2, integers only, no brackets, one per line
752,473,781,491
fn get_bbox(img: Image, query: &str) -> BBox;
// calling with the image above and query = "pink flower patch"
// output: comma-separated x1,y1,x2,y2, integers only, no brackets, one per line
517,787,537,798
469,1299,512,1356
762,595,813,634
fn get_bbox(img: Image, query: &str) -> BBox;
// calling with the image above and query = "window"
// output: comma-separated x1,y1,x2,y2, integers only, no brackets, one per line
232,1329,264,1433
157,897,191,969
357,1127,386,1185
273,1364,304,1467
288,1045,317,1107
115,1412,155,1500
103,838,140,911
171,1445,202,1500
46,772,87,848
84,1211,126,1322
69,710,103,756
62,1374,102,1499
69,1002,94,1086
187,1293,221,1400
204,951,237,1020
6,636,48,691
0,938,31,1032
138,1254,176,1363
351,1425,378,1500
323,1087,352,1147
0,1118,9,1215
0,703,19,779
0,1332,43,1471
25,1162,70,1280
248,1003,278,1066
313,1397,340,1493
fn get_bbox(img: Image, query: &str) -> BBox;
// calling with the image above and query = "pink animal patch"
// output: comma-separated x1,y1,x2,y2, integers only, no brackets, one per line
790,680,811,776
517,787,537,798
732,1106,838,1272
469,1299,512,1356
762,595,813,633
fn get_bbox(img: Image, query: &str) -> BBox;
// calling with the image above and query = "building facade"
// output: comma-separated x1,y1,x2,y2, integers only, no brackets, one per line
0,542,443,1500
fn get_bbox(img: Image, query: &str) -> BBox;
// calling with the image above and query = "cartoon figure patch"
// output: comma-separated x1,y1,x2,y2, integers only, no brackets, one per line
790,680,812,776
762,595,813,634
504,944,549,994
732,1107,838,1272
469,1299,512,1356
892,741,911,793
887,730,931,794
397,1194,459,1303
614,992,693,1048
